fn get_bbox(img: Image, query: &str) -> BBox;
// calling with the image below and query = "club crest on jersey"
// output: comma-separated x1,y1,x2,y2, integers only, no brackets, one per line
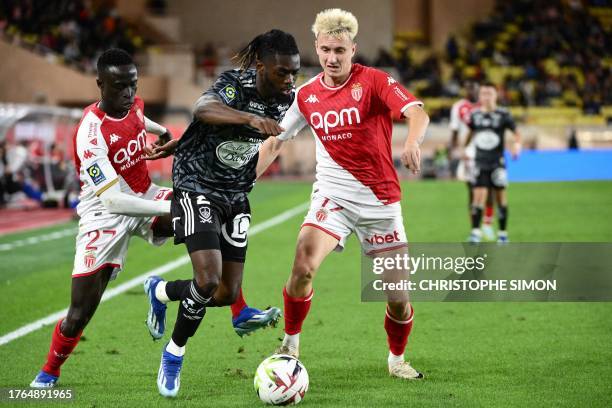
84,250,96,269
351,83,363,101
86,163,106,185
315,208,328,222
219,84,237,104
199,206,212,224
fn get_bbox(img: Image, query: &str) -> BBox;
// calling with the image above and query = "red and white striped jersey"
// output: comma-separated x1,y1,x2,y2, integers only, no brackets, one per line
73,96,151,219
278,64,422,205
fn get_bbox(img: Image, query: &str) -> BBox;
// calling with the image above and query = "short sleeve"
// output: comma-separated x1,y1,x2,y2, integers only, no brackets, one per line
203,70,242,108
370,68,423,119
75,115,118,195
277,95,307,141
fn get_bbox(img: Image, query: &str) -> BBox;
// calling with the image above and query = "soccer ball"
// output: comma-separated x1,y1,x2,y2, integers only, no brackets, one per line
254,354,309,405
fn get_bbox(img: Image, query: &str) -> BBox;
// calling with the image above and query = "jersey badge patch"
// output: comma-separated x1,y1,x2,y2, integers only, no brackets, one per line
219,84,237,104
86,163,106,185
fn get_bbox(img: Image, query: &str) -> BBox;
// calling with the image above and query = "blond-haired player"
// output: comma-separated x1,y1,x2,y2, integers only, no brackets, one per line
258,8,429,379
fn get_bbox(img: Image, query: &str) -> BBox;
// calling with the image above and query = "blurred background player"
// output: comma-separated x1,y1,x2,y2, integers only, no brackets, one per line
30,48,174,388
450,81,495,240
258,9,429,380
147,30,300,398
464,82,521,243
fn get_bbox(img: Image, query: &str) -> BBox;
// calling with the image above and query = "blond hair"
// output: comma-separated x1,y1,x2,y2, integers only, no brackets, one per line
311,8,358,40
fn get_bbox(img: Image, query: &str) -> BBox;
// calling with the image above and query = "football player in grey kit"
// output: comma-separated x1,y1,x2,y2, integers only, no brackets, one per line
464,82,521,243
144,29,300,398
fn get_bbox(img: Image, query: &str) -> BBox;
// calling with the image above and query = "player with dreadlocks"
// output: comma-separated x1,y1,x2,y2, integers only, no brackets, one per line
145,29,300,398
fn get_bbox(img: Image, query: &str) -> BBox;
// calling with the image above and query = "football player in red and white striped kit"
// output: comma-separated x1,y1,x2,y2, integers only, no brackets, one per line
258,9,429,379
30,48,175,388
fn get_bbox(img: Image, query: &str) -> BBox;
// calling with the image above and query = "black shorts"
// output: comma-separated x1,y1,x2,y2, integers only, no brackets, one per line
473,165,508,189
171,189,251,263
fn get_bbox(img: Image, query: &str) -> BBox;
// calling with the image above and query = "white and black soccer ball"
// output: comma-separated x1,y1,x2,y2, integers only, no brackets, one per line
254,354,309,405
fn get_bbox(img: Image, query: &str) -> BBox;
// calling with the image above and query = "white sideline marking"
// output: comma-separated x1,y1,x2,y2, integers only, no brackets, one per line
0,228,77,252
0,201,309,346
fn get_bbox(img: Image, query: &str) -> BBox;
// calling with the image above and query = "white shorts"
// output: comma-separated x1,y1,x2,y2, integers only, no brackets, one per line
302,193,408,256
72,184,172,280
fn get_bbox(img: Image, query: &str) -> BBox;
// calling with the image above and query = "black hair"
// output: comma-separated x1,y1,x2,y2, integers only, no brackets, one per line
97,48,134,73
233,29,299,71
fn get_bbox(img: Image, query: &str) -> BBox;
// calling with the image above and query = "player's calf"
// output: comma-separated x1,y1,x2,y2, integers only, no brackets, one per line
385,305,423,380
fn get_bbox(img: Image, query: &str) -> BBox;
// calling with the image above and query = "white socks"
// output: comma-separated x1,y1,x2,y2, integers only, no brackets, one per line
388,352,404,366
155,281,170,303
282,333,300,350
166,339,185,357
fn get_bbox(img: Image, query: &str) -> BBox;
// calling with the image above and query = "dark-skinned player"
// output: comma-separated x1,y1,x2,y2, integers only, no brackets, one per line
144,30,300,398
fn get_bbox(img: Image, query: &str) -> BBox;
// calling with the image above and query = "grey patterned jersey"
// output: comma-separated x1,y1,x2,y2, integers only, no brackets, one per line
172,68,292,204
468,108,516,169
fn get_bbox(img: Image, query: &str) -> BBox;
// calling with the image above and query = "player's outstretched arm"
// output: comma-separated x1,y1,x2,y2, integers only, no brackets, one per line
194,95,283,137
510,130,522,159
99,180,170,217
144,116,175,160
145,116,169,137
256,137,286,179
401,105,430,174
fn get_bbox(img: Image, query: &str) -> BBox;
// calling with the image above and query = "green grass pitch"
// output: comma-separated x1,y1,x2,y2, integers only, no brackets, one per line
0,180,611,407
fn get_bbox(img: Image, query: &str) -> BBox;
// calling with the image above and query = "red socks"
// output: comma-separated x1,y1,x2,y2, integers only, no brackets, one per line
484,205,494,224
41,319,82,377
230,288,248,318
283,287,313,335
384,305,414,356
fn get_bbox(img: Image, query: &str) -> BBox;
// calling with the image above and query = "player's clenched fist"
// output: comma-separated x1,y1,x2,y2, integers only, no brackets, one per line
248,115,284,138
401,142,421,174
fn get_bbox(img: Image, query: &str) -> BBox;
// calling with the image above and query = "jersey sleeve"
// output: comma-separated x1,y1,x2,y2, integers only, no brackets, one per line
75,117,119,196
277,94,307,141
203,70,242,108
449,101,461,131
370,68,423,120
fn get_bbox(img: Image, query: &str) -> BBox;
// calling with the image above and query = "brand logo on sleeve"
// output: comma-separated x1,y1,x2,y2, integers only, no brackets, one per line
393,87,409,101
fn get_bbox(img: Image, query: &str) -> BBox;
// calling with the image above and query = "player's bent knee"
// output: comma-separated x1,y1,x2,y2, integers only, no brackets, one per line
63,311,91,336
292,260,316,283
387,301,410,320
193,273,220,297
